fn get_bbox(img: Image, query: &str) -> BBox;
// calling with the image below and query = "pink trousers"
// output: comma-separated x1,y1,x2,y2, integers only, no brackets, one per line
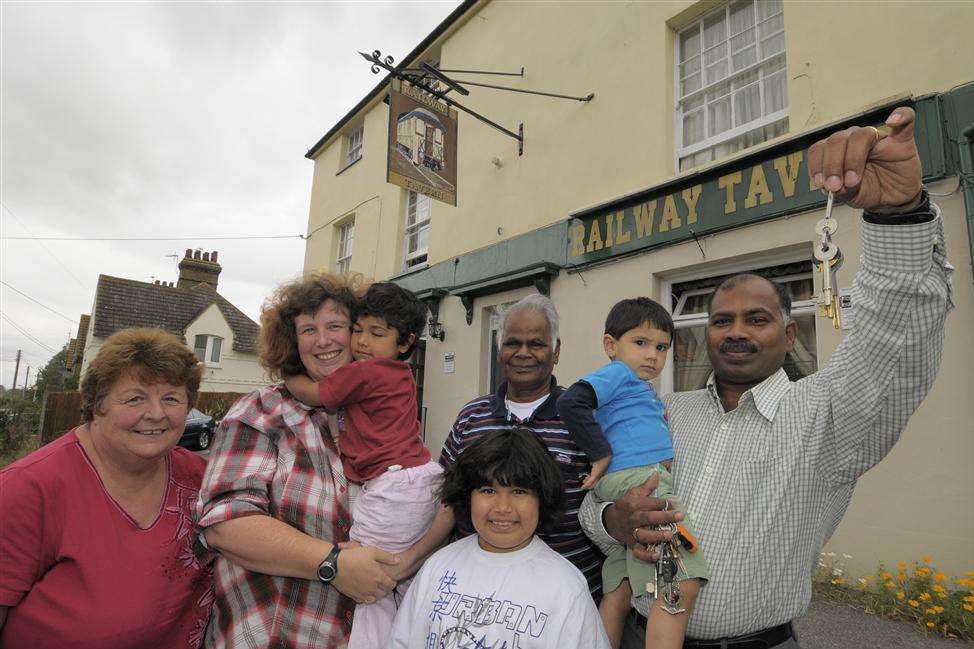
347,460,443,649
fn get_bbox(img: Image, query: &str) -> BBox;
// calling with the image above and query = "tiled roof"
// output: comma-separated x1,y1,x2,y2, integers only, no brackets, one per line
65,338,78,370
74,314,90,368
91,275,259,354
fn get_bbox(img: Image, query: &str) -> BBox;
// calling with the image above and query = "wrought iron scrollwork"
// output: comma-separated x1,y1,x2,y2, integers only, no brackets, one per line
369,50,395,74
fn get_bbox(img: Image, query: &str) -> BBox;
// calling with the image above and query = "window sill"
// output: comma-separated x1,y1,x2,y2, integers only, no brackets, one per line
392,262,429,279
336,157,361,176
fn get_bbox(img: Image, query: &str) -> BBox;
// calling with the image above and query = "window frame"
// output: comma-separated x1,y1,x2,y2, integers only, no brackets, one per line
342,125,364,169
673,0,788,170
193,334,224,367
335,218,355,275
659,249,816,395
403,191,432,271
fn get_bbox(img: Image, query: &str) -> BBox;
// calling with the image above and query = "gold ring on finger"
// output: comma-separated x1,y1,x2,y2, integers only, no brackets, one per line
866,125,880,144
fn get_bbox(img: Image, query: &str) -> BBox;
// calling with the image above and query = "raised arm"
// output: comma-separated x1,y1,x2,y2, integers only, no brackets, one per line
806,107,953,483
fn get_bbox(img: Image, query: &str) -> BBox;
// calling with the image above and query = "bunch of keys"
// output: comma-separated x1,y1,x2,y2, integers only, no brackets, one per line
645,523,687,615
813,191,843,330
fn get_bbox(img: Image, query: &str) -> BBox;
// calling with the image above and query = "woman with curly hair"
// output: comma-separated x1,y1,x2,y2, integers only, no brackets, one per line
195,273,397,649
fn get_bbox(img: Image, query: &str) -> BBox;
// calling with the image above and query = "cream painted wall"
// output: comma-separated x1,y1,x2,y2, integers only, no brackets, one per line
184,303,267,393
420,176,973,578
305,0,974,277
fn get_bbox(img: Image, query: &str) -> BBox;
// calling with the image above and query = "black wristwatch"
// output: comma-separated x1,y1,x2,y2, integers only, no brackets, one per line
317,546,341,584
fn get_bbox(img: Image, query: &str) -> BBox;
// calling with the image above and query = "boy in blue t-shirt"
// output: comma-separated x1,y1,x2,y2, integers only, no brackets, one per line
557,297,708,649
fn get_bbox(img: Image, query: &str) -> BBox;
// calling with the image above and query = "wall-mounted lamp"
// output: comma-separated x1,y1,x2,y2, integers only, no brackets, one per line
427,319,446,342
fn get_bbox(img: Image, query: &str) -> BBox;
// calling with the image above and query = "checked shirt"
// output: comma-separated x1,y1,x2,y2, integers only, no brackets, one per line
580,210,954,639
195,387,354,649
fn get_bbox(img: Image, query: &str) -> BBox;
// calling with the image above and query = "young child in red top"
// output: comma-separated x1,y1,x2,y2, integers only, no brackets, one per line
285,282,442,649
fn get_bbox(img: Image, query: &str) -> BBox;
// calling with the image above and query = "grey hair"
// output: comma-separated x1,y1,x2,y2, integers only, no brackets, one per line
497,294,560,347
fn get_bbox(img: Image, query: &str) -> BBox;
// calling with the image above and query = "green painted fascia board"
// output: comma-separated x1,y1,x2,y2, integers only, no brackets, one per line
914,94,949,179
391,222,567,296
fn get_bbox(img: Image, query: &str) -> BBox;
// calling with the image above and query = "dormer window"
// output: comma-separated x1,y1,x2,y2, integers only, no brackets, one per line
194,334,223,365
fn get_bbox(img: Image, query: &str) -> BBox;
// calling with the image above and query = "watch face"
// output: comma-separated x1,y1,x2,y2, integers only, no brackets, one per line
318,562,337,582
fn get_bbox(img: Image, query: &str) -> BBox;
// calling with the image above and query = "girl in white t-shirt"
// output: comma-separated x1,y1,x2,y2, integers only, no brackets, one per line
388,427,611,649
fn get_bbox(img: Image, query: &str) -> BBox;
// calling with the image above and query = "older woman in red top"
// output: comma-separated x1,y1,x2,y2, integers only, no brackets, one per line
195,272,398,648
0,328,213,649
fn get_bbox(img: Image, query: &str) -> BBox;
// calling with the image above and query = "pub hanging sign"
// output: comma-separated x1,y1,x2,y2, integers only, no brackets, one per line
387,78,459,207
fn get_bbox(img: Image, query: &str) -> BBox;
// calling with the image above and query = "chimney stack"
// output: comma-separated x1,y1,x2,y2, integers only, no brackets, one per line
177,248,222,290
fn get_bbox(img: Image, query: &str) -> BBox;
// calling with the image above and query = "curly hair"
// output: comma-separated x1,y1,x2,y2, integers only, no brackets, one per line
356,282,428,360
439,427,565,535
258,272,362,382
80,328,203,422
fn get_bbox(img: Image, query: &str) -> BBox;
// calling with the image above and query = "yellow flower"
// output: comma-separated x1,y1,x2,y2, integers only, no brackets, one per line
861,574,873,582
925,608,936,615
831,578,845,585
926,622,935,628
916,567,931,578
964,570,974,578
934,572,946,582
932,584,945,594
964,604,974,612
897,572,907,583
922,555,932,564
934,606,945,614
885,581,895,590
896,591,905,600
908,600,920,608
898,561,908,571
965,595,974,603
919,592,932,601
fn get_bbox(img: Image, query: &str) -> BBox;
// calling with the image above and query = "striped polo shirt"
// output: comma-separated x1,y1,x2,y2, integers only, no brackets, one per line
439,377,604,598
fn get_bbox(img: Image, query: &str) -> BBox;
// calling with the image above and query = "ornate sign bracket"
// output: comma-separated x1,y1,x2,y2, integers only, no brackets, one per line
361,49,594,156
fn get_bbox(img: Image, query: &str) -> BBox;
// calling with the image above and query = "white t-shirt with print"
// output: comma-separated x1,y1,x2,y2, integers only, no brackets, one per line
388,534,610,649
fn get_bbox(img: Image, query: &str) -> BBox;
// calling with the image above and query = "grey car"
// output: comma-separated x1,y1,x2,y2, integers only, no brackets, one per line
179,407,215,451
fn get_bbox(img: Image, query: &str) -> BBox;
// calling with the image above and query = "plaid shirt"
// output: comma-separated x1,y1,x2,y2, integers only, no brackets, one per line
580,211,953,639
195,387,354,649
440,377,605,598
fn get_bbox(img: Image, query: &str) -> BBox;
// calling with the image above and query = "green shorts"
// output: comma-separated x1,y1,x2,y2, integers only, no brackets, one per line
594,463,709,596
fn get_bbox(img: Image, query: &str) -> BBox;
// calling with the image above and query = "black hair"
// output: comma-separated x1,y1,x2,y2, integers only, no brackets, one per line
355,282,428,359
439,427,565,535
604,297,675,340
705,273,792,320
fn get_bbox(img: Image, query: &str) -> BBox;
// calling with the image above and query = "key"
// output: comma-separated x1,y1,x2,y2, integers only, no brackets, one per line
657,543,686,614
813,191,843,329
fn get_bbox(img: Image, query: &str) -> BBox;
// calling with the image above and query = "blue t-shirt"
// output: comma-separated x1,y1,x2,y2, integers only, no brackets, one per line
582,360,673,473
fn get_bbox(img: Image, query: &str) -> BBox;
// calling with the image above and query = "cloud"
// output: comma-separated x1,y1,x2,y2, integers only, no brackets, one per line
1,0,461,388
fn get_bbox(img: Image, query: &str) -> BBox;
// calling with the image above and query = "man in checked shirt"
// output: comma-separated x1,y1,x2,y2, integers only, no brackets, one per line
579,105,953,649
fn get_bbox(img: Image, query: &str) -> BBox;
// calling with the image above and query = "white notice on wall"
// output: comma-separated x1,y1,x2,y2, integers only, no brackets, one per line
443,352,455,374
838,288,854,330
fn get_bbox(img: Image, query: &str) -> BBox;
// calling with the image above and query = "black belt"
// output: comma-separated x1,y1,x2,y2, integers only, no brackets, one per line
630,611,795,648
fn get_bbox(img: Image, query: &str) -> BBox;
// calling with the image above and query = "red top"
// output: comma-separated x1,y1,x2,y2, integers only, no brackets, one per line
318,357,431,483
0,430,214,649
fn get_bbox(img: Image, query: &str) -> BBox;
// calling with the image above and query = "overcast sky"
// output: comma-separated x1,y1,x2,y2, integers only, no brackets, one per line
1,0,461,389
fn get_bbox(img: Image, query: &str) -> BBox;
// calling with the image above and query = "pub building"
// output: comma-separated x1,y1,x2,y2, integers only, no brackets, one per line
302,0,974,578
